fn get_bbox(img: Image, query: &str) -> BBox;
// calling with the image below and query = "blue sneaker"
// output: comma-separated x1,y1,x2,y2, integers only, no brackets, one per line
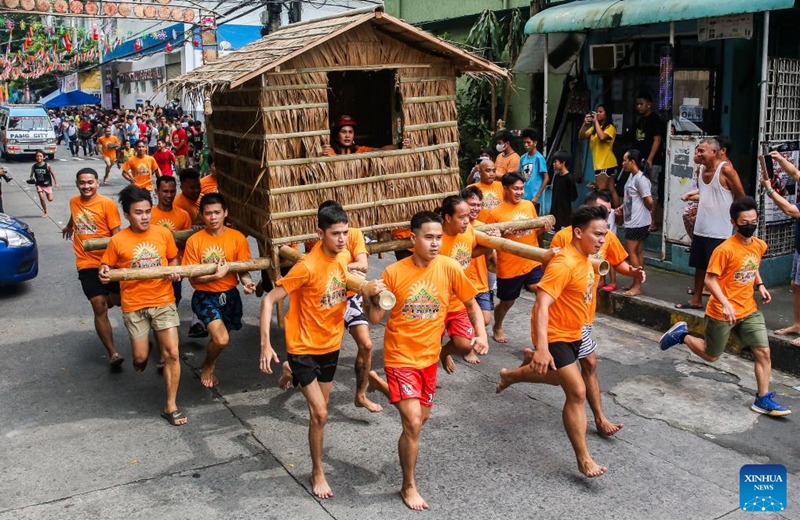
659,321,688,351
751,392,791,417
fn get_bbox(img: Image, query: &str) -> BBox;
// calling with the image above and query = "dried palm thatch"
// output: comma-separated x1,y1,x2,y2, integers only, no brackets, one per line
168,5,508,251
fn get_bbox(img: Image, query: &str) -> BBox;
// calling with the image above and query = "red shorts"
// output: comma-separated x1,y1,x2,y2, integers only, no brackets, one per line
385,363,438,408
442,309,475,340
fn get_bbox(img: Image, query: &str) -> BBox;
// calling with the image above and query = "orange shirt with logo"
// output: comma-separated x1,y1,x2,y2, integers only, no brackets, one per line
440,224,477,313
182,228,251,293
96,136,120,162
101,226,178,313
69,194,122,271
151,206,192,232
487,199,541,278
534,243,594,344
495,151,521,177
550,225,627,322
200,174,219,199
705,236,767,321
173,192,199,221
277,245,348,355
123,155,159,191
469,181,504,222
465,219,489,293
382,255,477,369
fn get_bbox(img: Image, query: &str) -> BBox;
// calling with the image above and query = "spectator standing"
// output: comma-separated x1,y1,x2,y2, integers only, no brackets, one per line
153,140,178,177
172,122,189,170
615,149,653,297
519,128,548,212
550,150,578,231
633,93,664,231
494,130,520,178
580,104,618,195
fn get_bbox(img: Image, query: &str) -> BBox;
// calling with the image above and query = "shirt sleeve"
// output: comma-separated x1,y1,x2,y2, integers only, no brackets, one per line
234,233,251,261
276,261,310,294
605,233,628,266
181,237,199,266
350,229,368,258
101,238,119,267
550,229,569,249
537,256,570,301
706,244,728,277
535,155,548,176
452,262,478,303
636,174,652,198
105,199,122,229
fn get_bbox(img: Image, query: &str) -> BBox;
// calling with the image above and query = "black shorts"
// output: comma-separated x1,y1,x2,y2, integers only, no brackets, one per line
191,287,243,331
549,340,581,369
172,280,182,306
78,268,120,300
497,266,543,301
689,235,725,270
287,351,340,388
625,225,650,242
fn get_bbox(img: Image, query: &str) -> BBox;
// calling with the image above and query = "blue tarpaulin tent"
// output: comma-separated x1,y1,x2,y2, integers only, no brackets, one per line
43,90,100,108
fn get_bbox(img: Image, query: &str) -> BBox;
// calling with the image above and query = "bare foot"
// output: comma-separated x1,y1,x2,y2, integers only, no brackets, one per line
578,458,607,478
622,289,642,297
520,347,535,367
596,418,624,436
41,213,48,218
464,351,481,364
355,393,383,413
278,361,293,390
368,370,390,398
621,285,632,291
311,473,334,499
400,487,429,511
792,337,800,347
492,327,508,344
495,368,513,394
775,325,800,336
200,364,219,388
441,353,456,374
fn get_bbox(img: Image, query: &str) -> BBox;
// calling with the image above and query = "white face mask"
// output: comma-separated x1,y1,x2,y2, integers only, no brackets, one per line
496,143,506,153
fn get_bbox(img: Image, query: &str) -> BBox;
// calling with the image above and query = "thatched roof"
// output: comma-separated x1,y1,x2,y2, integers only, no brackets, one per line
172,5,509,95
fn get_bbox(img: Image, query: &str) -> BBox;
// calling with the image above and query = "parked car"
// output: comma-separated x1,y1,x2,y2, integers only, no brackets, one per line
0,213,38,285
0,104,58,160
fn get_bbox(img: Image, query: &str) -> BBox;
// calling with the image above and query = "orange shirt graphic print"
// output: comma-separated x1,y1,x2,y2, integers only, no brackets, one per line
449,241,472,269
201,245,226,264
320,272,347,309
402,280,441,320
74,209,98,235
733,254,759,285
131,242,163,268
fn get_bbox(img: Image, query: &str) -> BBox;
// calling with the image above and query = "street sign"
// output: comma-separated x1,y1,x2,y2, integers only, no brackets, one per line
679,105,703,122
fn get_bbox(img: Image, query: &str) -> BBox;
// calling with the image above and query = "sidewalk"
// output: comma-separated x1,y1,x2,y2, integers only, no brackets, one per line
601,266,800,376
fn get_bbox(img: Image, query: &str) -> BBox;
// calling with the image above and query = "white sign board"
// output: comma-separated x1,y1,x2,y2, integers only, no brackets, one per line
664,134,705,246
698,14,753,42
679,105,703,122
760,149,799,225
61,73,79,93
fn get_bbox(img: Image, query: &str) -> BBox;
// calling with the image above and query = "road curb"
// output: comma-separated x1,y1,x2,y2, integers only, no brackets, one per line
598,291,800,377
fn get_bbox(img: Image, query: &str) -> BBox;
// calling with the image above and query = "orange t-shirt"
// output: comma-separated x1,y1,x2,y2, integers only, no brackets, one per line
487,199,541,278
534,243,594,344
101,226,178,313
276,245,348,355
69,194,122,271
465,219,489,293
173,192,200,222
182,228,251,293
469,181,504,222
439,224,477,313
200,174,218,198
382,255,478,369
495,151,521,177
329,145,374,155
705,236,767,321
96,136,120,162
123,155,159,191
151,205,192,232
550,225,627,323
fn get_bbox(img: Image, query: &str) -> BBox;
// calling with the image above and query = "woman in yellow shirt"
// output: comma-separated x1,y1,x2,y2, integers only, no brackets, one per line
580,104,618,194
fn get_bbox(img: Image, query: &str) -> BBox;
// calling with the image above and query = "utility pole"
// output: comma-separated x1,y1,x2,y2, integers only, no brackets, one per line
288,0,301,24
260,0,282,37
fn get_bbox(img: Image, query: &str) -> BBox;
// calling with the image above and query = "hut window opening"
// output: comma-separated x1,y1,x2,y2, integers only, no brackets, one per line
327,70,396,149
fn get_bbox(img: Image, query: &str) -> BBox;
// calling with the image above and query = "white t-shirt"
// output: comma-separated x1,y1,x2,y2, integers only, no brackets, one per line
623,171,652,228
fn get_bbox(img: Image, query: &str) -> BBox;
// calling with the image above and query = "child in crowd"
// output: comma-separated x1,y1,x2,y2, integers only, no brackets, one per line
519,128,548,213
30,150,59,217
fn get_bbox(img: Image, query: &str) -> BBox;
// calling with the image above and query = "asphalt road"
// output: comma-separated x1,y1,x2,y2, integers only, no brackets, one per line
0,146,798,519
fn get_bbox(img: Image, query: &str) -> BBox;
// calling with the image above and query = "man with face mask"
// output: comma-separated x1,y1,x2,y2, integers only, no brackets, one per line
494,130,520,178
660,197,790,417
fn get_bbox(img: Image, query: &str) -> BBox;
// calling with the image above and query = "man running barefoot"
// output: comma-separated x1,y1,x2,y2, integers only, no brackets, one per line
259,204,385,499
549,192,645,436
182,194,255,388
98,185,186,425
487,171,552,344
496,205,609,478
367,211,488,510
659,197,790,416
462,186,497,332
62,168,124,368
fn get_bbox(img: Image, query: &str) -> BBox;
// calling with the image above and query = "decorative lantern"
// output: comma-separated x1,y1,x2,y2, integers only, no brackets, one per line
25,37,32,47
165,42,172,52
92,31,98,41
134,40,141,52
193,38,199,48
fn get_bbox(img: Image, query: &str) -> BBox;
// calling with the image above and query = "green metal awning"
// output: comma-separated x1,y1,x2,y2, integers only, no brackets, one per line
525,0,797,34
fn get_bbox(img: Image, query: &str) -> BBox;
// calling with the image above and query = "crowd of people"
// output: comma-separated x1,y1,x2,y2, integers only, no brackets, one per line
52,110,793,512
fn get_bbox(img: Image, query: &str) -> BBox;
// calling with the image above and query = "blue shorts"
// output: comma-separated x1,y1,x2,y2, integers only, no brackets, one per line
497,266,543,302
191,287,243,331
475,291,494,311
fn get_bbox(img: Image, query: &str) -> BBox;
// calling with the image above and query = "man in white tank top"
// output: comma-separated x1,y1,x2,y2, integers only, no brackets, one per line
678,138,745,310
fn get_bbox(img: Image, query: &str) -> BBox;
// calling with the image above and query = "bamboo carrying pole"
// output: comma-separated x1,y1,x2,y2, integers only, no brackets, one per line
83,229,199,252
277,246,396,310
106,258,274,282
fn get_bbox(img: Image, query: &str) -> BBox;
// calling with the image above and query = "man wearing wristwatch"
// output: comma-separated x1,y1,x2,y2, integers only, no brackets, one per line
659,197,791,417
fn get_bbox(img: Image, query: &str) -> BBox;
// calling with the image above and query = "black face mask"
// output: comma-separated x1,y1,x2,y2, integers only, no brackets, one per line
737,224,757,238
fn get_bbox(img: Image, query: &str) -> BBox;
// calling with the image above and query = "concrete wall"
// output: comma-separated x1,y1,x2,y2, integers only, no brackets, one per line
385,0,530,23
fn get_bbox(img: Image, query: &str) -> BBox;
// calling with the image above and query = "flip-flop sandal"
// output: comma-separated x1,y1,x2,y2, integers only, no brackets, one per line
156,361,166,374
675,301,703,310
686,288,711,296
161,409,187,426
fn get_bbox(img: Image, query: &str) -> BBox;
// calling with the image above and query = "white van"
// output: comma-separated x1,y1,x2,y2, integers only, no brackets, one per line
0,105,58,160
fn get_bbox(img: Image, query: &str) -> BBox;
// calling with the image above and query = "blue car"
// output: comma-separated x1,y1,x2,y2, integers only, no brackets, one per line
0,213,38,285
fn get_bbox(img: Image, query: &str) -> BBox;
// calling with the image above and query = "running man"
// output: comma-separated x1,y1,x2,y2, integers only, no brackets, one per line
461,186,496,329
659,197,790,416
98,185,186,426
487,171,552,343
174,167,201,224
496,205,609,478
62,167,124,368
182,193,255,388
367,211,488,510
259,203,384,499
96,126,120,184
549,191,645,435
468,159,504,222
122,140,160,194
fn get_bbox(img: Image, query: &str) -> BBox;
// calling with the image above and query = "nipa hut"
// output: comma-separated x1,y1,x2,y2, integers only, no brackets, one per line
169,5,508,267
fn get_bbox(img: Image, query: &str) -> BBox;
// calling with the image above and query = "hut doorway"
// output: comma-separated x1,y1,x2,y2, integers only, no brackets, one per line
327,70,396,149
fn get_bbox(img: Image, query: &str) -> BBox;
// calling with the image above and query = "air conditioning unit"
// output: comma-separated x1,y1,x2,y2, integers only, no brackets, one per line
589,43,634,71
